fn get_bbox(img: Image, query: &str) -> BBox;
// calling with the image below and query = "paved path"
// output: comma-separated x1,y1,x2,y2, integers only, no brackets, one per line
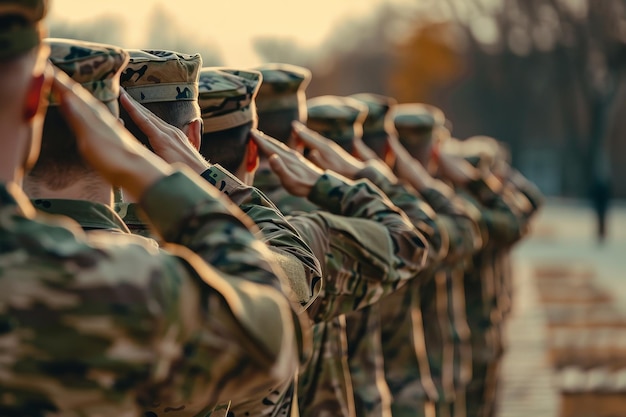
495,200,626,417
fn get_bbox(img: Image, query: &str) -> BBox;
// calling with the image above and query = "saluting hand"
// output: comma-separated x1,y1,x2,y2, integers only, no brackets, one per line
119,89,210,175
291,121,365,178
387,135,433,191
51,68,172,200
251,129,323,197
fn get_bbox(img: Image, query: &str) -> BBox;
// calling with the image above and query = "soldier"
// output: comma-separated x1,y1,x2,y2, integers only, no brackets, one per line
391,105,537,417
253,63,318,213
0,2,307,415
116,49,208,235
24,39,131,232
300,97,482,417
349,93,397,165
194,67,434,417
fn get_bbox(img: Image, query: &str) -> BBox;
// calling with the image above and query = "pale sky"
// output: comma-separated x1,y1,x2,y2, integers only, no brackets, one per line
50,0,414,66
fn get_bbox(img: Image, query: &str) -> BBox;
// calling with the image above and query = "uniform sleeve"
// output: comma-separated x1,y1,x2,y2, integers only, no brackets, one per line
0,179,305,416
356,164,482,264
136,169,309,403
286,171,429,322
460,174,525,246
198,164,323,308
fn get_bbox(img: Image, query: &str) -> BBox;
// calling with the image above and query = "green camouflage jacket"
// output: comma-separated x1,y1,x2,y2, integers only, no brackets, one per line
0,171,304,417
116,165,320,417
355,165,484,411
285,171,429,417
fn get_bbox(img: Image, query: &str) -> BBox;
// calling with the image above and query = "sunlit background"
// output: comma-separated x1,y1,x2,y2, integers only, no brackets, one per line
50,0,626,200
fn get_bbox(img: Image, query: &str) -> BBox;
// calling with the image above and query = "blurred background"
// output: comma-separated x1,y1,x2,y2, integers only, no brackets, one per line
50,0,626,200
49,1,626,415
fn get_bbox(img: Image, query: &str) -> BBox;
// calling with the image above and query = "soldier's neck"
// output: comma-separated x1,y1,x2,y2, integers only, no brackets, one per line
24,176,114,207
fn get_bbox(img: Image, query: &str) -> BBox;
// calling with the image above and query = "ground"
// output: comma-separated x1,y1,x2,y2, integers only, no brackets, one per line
495,199,626,417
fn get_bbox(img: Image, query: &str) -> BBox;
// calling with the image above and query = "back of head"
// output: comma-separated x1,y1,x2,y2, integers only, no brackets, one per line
119,49,202,149
254,63,311,143
349,93,397,158
306,95,368,154
390,103,445,164
26,38,128,191
0,0,49,174
197,67,261,173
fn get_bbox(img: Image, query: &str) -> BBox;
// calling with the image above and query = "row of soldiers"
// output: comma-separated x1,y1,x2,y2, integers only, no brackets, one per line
0,1,543,417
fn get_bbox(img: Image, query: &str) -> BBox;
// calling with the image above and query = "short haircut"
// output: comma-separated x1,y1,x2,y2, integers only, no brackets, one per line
257,108,300,144
120,100,200,151
28,101,119,189
199,121,253,174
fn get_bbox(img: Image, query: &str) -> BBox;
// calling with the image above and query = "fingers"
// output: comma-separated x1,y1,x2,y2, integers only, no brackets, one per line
52,70,116,139
268,154,288,178
251,130,293,158
352,137,378,161
291,121,327,150
120,90,175,135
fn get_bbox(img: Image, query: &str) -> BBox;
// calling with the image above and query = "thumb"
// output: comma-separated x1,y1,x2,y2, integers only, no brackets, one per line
268,154,289,179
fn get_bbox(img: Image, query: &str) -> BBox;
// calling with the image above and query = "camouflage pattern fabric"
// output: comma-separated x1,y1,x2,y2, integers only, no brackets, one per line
117,165,322,417
282,171,430,417
0,169,304,416
306,95,368,153
198,67,262,133
355,164,484,415
121,49,201,103
0,0,47,59
46,38,128,104
32,198,131,233
254,63,311,114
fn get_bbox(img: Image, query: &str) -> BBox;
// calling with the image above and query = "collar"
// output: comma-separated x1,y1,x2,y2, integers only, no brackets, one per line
31,198,130,233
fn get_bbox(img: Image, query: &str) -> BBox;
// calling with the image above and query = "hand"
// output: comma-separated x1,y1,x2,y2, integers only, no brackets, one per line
437,152,480,186
352,136,379,162
387,135,433,191
120,89,210,174
352,136,398,181
291,121,365,178
251,130,324,197
51,69,172,200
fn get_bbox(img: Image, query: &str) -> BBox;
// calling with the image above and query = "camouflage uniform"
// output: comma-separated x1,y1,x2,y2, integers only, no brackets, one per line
5,37,307,417
368,104,487,417
196,68,326,417
287,171,429,417
115,64,322,417
2,168,309,416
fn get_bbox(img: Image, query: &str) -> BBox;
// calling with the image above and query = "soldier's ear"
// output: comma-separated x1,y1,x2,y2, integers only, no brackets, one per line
23,73,46,121
187,118,203,151
246,139,259,173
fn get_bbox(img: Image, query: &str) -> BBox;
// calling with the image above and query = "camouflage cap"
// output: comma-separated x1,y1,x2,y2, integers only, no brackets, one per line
254,63,311,115
198,67,262,133
306,95,368,146
0,0,48,59
349,93,397,135
120,49,201,104
390,103,447,148
46,38,129,104
390,103,445,130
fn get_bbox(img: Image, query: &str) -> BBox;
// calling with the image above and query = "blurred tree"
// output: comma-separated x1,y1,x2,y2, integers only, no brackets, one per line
144,4,223,66
253,37,314,66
